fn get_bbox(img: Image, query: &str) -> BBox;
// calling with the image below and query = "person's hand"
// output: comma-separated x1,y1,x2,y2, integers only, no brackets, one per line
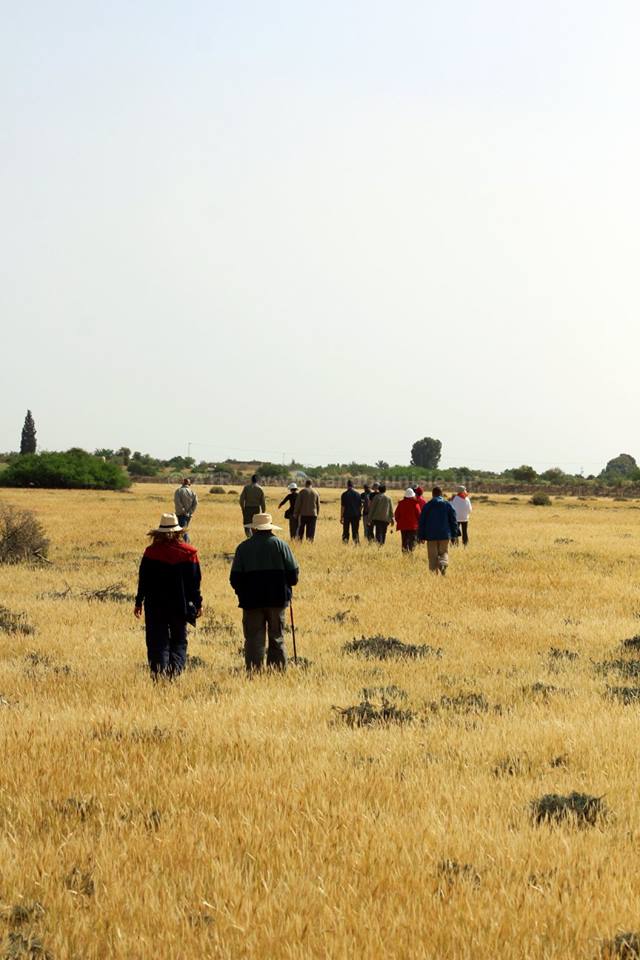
196,607,203,619
134,605,142,619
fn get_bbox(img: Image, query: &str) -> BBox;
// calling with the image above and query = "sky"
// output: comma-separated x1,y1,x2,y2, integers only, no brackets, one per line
2,1,639,474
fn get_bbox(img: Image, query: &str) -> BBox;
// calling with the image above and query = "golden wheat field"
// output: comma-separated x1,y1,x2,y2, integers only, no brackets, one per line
2,484,640,959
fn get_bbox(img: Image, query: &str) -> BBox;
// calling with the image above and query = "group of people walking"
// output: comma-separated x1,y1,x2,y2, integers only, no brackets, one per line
134,476,473,680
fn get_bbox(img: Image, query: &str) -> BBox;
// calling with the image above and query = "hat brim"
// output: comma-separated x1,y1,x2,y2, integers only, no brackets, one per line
251,523,282,531
148,525,183,534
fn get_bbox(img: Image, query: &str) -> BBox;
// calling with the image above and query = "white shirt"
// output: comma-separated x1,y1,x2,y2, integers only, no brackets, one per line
452,494,472,522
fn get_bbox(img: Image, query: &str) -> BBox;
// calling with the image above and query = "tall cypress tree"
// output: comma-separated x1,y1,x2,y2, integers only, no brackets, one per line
20,410,37,455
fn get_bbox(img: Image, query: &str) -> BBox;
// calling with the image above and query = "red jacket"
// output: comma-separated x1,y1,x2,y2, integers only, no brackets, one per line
394,498,421,531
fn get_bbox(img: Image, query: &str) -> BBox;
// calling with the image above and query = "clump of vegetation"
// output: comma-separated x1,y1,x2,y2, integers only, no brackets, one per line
606,686,640,705
0,449,131,490
200,613,236,637
530,493,552,506
185,655,208,671
0,504,49,564
335,688,415,727
0,607,34,635
601,931,640,958
432,692,489,714
621,635,640,652
549,647,579,661
530,791,606,827
209,486,226,494
523,681,565,700
2,931,52,959
343,635,442,660
554,537,574,544
81,582,134,603
595,659,640,679
362,685,408,702
65,866,95,897
5,901,45,928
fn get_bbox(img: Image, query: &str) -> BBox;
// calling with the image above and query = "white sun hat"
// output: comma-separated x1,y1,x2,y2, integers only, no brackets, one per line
251,512,282,531
148,512,183,534
404,488,416,498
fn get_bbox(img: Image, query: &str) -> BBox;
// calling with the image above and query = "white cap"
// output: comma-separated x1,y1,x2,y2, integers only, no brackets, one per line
404,488,416,498
288,482,298,490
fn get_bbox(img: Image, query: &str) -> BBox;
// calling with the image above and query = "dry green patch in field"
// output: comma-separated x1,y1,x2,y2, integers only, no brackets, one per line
1,485,640,958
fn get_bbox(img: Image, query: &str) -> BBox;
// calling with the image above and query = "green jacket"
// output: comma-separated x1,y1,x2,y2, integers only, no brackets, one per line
368,493,394,523
239,483,266,524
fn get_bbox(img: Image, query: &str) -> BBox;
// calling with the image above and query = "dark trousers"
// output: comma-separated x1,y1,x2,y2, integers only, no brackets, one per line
242,607,287,671
452,522,469,546
177,514,191,543
364,516,374,541
342,517,360,543
401,530,417,552
297,516,317,541
373,520,389,544
145,607,188,678
288,516,298,539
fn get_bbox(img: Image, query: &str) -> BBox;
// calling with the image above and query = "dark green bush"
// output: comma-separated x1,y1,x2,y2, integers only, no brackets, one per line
530,493,552,506
0,450,131,490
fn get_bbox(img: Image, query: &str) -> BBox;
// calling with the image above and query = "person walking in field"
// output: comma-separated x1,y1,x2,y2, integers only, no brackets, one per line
418,486,459,575
174,477,198,542
340,479,362,544
294,479,320,541
134,513,202,678
278,482,299,539
363,482,379,541
230,513,299,671
239,475,266,538
367,483,394,544
394,488,422,552
451,485,472,546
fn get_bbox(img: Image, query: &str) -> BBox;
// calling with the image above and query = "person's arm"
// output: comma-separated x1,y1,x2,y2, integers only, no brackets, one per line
260,490,266,512
448,503,459,540
278,495,288,509
281,543,299,587
186,552,203,614
340,493,345,523
134,555,147,617
174,490,180,513
315,491,320,515
191,491,198,515
239,488,246,509
229,548,243,594
418,502,429,541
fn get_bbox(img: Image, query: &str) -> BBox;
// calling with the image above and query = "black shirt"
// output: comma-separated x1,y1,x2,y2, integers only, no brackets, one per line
341,488,362,520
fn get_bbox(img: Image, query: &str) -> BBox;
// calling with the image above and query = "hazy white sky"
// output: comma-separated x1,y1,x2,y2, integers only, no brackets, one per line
2,1,639,472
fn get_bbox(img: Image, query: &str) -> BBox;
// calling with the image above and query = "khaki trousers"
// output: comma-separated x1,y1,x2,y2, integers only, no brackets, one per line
427,539,449,573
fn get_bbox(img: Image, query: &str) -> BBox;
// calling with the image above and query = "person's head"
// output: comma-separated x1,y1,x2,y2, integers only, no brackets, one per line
147,513,184,543
305,479,312,487
288,482,298,491
457,485,467,494
347,479,353,488
379,483,386,493
251,474,258,484
250,512,282,536
404,487,416,499
182,477,191,486
415,486,423,497
432,486,442,498
372,482,380,491
363,483,370,493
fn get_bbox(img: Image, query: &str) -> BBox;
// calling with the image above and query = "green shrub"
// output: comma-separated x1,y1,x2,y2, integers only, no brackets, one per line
0,450,131,490
209,486,226,494
530,493,551,506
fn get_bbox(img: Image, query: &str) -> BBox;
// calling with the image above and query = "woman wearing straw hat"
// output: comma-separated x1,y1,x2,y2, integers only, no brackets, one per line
134,513,202,678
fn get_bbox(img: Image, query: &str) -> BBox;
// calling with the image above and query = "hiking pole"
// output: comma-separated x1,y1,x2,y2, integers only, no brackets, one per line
290,600,298,665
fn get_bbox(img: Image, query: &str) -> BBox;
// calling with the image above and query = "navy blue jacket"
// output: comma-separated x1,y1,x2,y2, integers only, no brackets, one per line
418,497,459,541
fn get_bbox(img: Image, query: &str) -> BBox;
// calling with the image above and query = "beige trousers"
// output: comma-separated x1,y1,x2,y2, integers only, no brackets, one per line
427,539,449,573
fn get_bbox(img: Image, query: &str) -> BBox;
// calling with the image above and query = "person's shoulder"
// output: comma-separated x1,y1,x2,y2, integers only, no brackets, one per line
176,540,200,561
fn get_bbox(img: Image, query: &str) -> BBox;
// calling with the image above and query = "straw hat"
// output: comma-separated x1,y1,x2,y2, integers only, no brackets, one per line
251,512,282,531
148,512,183,534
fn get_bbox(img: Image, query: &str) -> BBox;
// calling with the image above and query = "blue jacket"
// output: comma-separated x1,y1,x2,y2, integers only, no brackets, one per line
418,497,459,541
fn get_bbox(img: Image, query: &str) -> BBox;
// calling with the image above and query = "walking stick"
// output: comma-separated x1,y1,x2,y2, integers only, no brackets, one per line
290,600,298,665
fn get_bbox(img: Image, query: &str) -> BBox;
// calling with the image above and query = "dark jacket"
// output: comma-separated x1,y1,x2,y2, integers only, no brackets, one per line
239,483,266,524
368,493,394,524
136,539,202,617
230,532,299,609
278,491,298,519
418,497,459,541
341,488,362,520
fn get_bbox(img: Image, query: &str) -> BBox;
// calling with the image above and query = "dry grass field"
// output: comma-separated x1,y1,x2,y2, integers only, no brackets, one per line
2,484,640,959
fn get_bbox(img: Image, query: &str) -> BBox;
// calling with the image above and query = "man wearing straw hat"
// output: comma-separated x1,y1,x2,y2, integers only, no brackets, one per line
134,512,202,677
230,513,299,671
